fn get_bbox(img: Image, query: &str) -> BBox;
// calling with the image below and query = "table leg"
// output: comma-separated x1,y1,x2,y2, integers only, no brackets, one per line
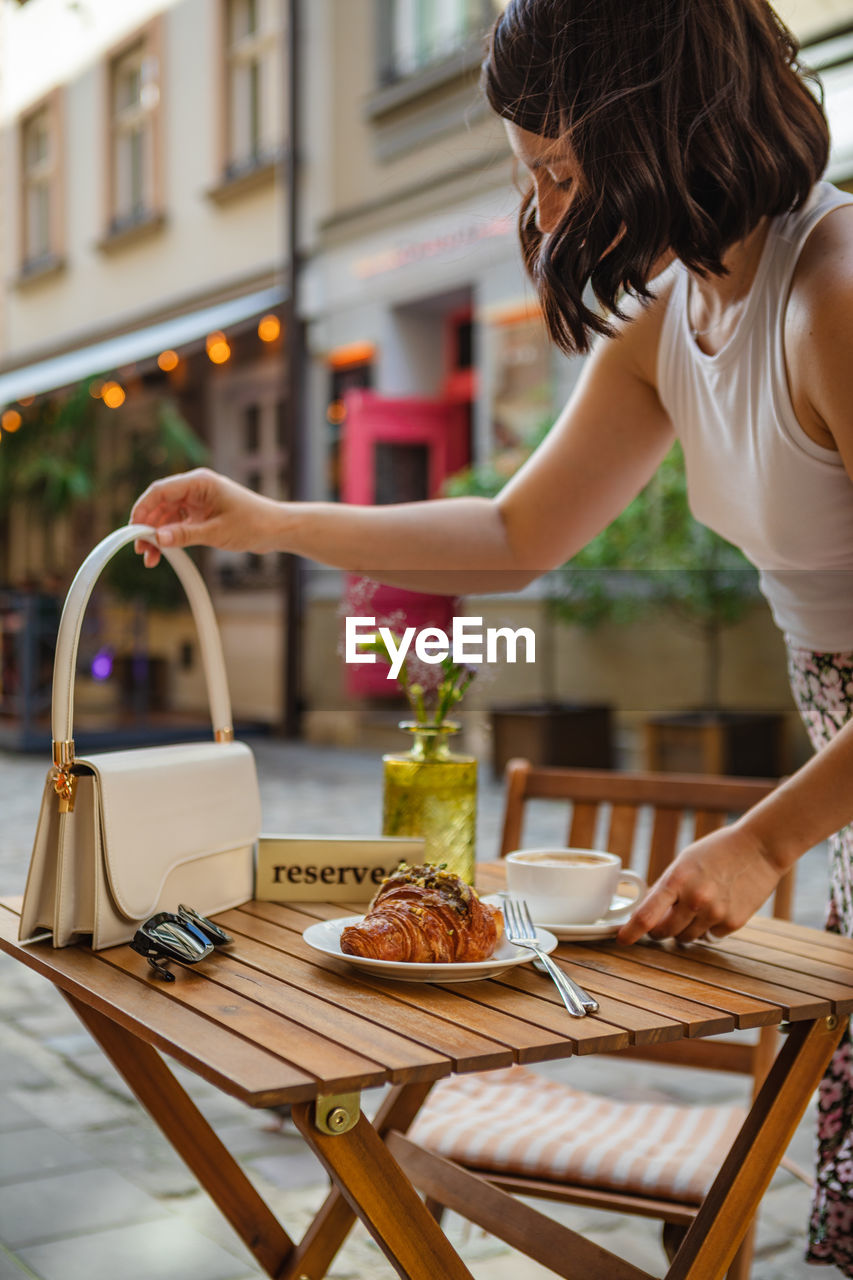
63,994,295,1280
291,1092,475,1280
665,1015,844,1280
280,1081,435,1280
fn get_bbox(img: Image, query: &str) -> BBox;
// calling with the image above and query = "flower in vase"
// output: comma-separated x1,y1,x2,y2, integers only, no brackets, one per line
357,630,476,729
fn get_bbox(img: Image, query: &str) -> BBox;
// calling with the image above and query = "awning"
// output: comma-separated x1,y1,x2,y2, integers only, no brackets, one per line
0,284,285,407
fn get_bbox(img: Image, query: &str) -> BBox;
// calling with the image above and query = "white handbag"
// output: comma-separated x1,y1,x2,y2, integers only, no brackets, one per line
19,524,260,950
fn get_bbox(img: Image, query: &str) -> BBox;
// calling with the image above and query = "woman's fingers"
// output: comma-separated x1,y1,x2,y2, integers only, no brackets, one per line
130,470,223,565
131,469,212,526
617,881,678,944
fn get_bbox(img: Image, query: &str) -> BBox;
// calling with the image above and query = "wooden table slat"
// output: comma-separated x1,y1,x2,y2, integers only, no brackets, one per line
440,979,632,1055
555,944,786,1030
222,911,640,1059
233,900,726,1046
737,916,850,957
710,934,853,989
202,954,451,1082
586,939,831,1020
207,926,497,1066
0,904,316,1106
740,917,853,963
101,947,392,1093
635,941,843,1018
219,908,555,1067
660,940,853,1014
542,949,736,1037
493,966,686,1045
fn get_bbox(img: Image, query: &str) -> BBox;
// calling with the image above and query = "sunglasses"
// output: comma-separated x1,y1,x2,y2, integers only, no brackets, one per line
130,904,233,981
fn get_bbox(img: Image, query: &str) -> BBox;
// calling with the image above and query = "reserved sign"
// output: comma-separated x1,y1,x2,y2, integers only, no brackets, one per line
255,834,425,902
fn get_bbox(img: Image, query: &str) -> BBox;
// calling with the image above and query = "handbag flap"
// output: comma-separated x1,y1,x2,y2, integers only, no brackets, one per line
81,740,260,921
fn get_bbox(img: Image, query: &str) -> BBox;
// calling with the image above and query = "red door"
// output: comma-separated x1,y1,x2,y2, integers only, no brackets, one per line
341,390,470,697
341,390,469,505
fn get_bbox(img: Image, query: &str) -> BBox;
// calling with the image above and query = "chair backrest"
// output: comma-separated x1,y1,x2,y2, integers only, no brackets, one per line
499,760,794,919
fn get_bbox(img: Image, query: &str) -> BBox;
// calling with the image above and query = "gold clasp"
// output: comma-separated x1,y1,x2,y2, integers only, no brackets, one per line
314,1092,360,1136
52,740,77,814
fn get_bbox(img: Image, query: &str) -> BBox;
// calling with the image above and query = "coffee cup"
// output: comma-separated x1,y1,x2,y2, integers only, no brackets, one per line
505,848,646,925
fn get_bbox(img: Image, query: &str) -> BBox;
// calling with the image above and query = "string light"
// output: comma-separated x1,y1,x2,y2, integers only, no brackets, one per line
157,349,179,372
101,381,126,409
2,409,22,432
206,330,231,364
89,379,106,399
326,400,346,425
258,314,280,343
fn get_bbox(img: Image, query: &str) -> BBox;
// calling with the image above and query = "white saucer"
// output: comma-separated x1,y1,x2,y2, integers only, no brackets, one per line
302,914,558,983
485,894,633,942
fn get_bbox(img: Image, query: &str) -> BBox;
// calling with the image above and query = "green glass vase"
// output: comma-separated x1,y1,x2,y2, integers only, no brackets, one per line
382,721,477,884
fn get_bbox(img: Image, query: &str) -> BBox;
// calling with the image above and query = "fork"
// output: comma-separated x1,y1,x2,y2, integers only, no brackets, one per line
516,899,600,1014
502,897,593,1019
499,895,600,1013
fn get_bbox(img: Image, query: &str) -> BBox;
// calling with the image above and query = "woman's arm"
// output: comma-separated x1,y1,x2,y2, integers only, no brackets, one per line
619,718,853,945
131,313,674,595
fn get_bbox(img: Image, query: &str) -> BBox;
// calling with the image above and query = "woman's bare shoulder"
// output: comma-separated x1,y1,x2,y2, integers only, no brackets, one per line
792,202,853,308
786,202,853,447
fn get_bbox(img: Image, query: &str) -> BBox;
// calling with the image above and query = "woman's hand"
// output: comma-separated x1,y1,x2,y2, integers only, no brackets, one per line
130,468,281,567
617,821,786,946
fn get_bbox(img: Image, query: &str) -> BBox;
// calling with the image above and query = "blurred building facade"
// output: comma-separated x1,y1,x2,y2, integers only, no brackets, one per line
293,0,853,752
1,0,852,748
0,0,288,728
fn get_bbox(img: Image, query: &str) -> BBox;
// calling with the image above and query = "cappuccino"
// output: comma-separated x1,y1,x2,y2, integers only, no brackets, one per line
511,852,607,869
505,846,646,925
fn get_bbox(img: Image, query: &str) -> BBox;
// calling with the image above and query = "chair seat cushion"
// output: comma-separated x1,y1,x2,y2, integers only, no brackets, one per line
408,1066,746,1205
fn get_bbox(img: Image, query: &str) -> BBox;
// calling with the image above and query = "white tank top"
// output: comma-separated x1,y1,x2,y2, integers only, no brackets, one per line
657,181,853,652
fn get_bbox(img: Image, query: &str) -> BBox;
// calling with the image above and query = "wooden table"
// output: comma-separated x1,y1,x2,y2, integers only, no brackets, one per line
2,865,852,1280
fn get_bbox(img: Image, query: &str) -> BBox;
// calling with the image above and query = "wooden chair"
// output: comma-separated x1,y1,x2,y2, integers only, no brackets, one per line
401,761,803,1280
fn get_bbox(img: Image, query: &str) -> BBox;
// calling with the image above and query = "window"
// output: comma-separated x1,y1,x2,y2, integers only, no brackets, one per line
210,370,288,588
107,33,161,234
223,0,281,179
20,96,62,274
378,0,494,84
327,354,374,502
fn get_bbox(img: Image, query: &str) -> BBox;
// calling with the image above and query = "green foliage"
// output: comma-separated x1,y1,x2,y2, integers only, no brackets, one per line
444,429,761,707
444,428,758,630
357,631,476,728
550,442,759,632
0,377,207,608
102,398,208,609
0,379,99,517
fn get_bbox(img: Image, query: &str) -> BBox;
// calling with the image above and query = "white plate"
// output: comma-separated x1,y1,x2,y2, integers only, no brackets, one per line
484,894,633,942
302,914,558,983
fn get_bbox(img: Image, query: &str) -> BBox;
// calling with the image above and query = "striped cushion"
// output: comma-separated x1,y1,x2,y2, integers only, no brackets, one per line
408,1066,746,1205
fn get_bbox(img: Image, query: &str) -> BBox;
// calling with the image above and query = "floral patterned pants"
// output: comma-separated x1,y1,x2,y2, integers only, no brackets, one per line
788,646,853,1272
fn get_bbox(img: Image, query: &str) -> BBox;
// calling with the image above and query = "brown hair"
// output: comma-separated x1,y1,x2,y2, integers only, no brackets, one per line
484,0,830,354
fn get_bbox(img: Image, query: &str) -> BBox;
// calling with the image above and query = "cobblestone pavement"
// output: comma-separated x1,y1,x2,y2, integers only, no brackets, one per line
0,739,840,1279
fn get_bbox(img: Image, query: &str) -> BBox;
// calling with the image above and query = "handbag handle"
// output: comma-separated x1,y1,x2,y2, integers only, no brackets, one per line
51,525,233,757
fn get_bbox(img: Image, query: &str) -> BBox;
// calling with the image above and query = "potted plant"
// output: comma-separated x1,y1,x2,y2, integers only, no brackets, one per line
632,447,786,777
445,437,785,777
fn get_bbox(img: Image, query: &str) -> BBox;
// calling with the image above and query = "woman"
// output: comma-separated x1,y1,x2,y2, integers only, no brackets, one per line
133,2,853,1263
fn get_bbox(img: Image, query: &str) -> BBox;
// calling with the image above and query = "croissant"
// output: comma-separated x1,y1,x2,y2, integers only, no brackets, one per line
340,864,503,963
